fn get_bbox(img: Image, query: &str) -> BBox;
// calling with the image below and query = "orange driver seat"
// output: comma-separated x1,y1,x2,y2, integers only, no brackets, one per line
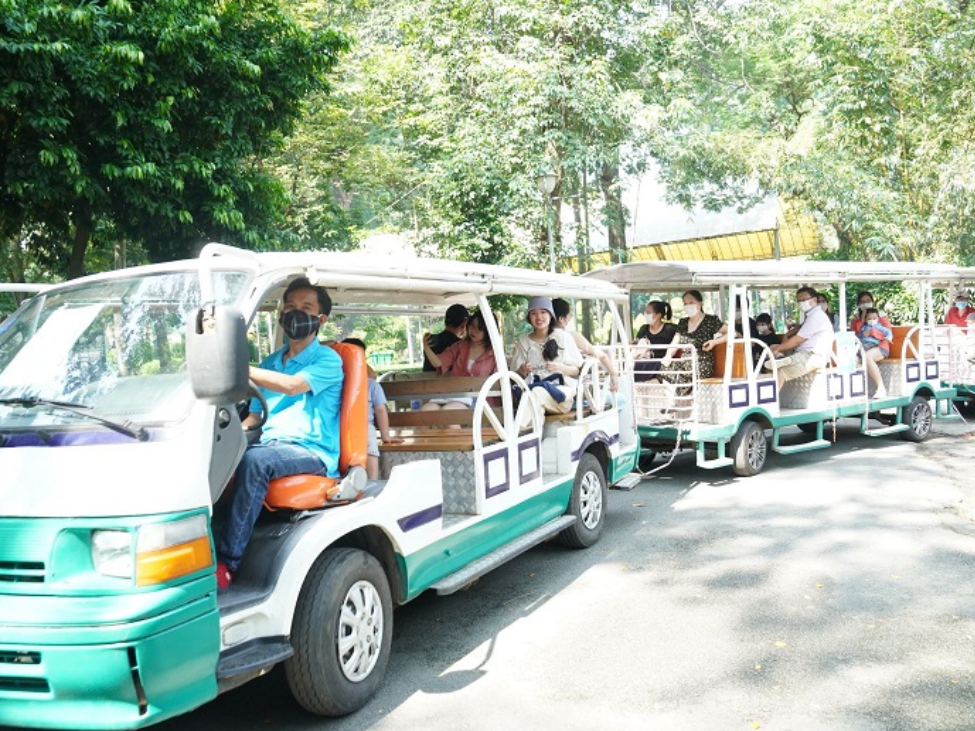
264,341,370,510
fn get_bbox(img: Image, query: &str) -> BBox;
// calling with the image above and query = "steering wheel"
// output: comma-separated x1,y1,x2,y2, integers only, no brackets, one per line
240,380,268,433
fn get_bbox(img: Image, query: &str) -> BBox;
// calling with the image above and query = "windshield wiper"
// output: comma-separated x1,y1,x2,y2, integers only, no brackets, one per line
0,398,149,442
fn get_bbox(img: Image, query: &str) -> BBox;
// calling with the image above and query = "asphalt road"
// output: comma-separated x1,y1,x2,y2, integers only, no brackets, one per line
163,419,975,730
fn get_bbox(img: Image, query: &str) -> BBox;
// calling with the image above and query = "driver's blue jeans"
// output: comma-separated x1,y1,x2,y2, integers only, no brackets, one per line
218,441,325,572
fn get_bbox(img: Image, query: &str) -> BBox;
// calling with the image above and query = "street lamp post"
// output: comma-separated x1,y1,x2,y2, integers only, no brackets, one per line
536,171,558,273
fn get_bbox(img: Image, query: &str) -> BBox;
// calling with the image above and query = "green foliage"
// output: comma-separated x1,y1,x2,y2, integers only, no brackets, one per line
1,0,348,277
269,0,656,266
642,0,975,264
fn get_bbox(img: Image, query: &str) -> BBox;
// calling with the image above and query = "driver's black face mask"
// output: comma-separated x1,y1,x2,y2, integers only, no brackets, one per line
280,310,321,340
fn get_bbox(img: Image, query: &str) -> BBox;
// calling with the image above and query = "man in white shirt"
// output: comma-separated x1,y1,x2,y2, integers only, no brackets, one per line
770,286,834,389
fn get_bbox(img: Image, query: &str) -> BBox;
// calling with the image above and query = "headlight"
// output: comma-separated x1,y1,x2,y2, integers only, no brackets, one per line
91,530,134,579
135,514,213,586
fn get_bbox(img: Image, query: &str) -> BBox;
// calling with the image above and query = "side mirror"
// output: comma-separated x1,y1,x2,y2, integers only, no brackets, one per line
186,305,249,404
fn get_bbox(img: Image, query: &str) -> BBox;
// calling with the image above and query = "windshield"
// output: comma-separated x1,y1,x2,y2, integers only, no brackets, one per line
0,271,249,430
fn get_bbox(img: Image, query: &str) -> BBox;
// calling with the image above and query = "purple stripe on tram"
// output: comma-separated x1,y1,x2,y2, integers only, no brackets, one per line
570,430,619,462
0,429,163,448
397,503,443,532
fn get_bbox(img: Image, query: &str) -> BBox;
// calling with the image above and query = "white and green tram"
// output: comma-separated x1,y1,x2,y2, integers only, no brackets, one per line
0,245,637,728
586,261,959,477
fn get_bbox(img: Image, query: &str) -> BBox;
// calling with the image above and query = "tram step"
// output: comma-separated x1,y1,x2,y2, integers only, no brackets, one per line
771,438,831,455
431,515,577,595
861,423,909,437
614,473,642,490
697,456,733,469
217,637,294,680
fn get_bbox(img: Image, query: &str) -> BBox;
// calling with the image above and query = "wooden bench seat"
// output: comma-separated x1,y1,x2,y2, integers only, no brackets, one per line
380,435,502,452
381,376,491,401
878,325,918,363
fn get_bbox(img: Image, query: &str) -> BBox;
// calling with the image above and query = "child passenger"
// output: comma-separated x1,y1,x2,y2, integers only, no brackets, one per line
342,338,401,479
511,296,583,416
856,309,892,399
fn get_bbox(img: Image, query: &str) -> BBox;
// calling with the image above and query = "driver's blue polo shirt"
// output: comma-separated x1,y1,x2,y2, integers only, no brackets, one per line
250,341,344,477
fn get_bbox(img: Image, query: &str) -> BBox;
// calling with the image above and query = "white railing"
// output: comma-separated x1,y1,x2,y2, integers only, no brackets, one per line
623,342,699,426
933,324,975,388
576,356,616,420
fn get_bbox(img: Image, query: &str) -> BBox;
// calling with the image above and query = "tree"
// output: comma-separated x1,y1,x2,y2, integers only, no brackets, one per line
0,0,348,278
639,0,975,263
272,0,657,268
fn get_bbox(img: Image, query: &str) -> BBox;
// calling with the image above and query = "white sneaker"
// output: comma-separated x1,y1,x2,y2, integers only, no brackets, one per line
873,386,887,400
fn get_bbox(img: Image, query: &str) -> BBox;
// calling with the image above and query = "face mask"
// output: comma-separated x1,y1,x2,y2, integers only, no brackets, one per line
684,303,699,317
956,301,968,310
734,312,742,322
757,324,769,334
799,299,815,313
646,313,659,324
280,310,321,340
866,319,878,327
859,301,873,310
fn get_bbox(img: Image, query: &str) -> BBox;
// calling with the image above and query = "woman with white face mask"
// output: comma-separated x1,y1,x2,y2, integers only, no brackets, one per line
659,290,725,404
849,290,891,333
944,290,975,328
633,300,678,382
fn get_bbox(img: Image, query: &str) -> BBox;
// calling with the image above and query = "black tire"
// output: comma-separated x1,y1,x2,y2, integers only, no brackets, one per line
558,452,608,549
730,420,767,477
285,548,393,716
637,449,657,472
901,395,933,443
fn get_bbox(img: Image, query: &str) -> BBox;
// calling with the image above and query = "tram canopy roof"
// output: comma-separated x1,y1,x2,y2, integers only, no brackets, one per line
584,260,959,291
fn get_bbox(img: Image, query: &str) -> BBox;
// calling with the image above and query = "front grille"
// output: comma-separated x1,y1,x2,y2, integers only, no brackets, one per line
0,561,45,583
0,677,49,693
0,651,40,665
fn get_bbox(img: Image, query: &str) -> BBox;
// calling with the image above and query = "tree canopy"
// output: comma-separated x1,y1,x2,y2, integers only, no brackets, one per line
1,0,347,279
3,0,975,286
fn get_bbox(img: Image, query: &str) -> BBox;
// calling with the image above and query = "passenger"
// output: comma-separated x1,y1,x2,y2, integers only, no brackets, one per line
421,309,498,413
633,300,677,382
660,289,724,381
703,295,760,364
552,298,619,391
216,277,343,590
850,290,891,332
422,303,469,372
817,292,841,332
944,290,975,327
342,338,402,479
856,309,892,399
511,296,583,416
756,313,779,348
770,286,834,390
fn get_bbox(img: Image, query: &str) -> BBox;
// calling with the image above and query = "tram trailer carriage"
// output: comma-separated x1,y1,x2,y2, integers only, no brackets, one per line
935,266,975,411
585,261,959,478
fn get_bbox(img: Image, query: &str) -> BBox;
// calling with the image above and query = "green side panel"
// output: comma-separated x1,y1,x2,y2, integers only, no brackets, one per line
402,479,574,600
610,446,639,483
0,512,221,729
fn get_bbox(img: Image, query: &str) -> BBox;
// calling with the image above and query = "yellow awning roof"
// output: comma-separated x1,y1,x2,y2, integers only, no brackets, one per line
565,199,821,273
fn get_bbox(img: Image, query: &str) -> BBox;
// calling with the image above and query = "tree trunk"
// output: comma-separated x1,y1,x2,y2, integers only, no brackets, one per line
571,173,594,340
600,157,627,265
68,208,92,279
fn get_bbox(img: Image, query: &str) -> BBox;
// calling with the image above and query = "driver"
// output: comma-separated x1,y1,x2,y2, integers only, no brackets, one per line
216,277,343,590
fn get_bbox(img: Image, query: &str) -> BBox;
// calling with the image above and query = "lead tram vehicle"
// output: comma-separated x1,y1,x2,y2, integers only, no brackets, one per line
0,244,637,729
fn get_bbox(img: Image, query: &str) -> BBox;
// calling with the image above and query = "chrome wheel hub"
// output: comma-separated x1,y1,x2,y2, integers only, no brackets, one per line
336,580,384,683
580,471,603,530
